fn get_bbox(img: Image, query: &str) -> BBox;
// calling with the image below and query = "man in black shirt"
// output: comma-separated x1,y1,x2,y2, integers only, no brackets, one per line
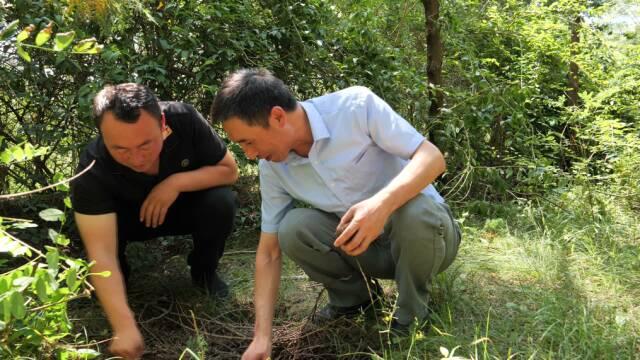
71,83,238,360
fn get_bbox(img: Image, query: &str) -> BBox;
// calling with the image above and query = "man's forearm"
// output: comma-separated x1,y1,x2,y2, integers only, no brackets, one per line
167,151,238,192
89,256,137,333
252,251,282,340
167,165,236,192
375,140,445,212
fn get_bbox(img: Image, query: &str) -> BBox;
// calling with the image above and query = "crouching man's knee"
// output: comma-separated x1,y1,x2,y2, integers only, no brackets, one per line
389,194,460,273
278,208,337,259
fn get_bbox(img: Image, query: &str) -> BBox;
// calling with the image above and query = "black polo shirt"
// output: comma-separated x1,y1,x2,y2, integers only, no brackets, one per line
71,102,227,215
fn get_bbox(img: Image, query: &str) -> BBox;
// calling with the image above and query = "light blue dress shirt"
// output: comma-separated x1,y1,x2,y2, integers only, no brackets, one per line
259,86,445,233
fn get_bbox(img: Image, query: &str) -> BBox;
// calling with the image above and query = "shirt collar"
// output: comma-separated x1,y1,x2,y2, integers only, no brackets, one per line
300,101,330,142
281,101,329,166
160,110,179,153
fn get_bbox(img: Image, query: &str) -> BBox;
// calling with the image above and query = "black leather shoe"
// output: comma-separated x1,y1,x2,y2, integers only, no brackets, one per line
314,302,371,322
389,319,412,337
389,313,431,338
313,279,384,323
193,272,229,298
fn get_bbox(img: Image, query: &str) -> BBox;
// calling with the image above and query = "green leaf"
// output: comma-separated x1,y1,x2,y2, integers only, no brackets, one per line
64,196,72,209
75,349,101,358
16,29,30,43
35,28,52,46
58,348,100,359
12,221,38,229
54,172,70,192
72,37,97,53
158,38,170,50
11,145,25,161
84,44,103,54
23,142,33,158
46,249,59,273
53,31,76,51
65,267,78,291
48,229,70,246
10,291,26,319
55,51,67,65
56,234,71,246
0,234,30,257
12,276,34,291
0,278,9,293
0,20,19,41
94,271,111,278
0,149,11,164
33,146,48,157
440,346,449,357
34,276,49,302
17,45,31,62
2,297,11,322
39,208,65,222
46,270,59,291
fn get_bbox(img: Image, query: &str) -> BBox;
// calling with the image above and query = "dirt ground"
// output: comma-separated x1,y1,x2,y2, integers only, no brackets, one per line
69,228,399,359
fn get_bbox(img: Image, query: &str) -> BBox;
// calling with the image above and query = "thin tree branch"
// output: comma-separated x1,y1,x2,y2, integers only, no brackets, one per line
0,160,95,199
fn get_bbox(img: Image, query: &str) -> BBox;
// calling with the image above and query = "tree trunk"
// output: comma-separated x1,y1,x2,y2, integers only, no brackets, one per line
0,165,8,194
566,15,582,107
423,0,443,117
560,14,582,170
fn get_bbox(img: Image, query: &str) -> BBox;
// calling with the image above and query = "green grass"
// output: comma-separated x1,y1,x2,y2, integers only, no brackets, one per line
406,193,640,360
67,184,640,359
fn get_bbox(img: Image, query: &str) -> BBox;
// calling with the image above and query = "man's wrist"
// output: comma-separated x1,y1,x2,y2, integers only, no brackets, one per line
111,309,138,333
374,191,399,215
163,173,184,192
253,324,272,343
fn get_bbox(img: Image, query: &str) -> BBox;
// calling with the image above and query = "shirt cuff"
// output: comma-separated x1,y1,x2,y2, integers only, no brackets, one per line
405,135,426,159
261,223,280,234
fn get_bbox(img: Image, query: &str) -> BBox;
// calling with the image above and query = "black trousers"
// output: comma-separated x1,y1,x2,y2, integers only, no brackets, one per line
116,186,236,284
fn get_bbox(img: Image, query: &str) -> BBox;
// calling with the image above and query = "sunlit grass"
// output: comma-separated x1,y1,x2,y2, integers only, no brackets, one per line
368,187,640,359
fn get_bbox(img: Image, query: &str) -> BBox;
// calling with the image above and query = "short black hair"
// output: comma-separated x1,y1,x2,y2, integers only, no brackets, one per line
93,83,162,128
210,68,297,127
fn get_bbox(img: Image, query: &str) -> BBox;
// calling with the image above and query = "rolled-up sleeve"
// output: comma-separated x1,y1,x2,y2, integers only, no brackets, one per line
361,88,425,159
259,161,294,233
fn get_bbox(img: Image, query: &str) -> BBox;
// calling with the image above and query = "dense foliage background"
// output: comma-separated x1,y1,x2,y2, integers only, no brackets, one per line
1,0,638,358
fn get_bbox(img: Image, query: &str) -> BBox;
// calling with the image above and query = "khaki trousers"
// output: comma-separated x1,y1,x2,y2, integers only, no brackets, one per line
278,193,461,324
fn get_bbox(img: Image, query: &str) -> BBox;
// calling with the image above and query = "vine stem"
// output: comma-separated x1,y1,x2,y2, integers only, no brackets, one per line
0,160,95,199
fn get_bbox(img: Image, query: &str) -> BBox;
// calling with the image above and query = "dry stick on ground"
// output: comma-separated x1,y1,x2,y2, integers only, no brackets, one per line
150,304,250,341
196,311,252,339
139,301,174,324
128,267,378,358
223,250,257,256
282,288,327,358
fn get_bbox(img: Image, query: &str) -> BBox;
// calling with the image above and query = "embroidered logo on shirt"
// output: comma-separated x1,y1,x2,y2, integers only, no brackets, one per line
181,158,190,168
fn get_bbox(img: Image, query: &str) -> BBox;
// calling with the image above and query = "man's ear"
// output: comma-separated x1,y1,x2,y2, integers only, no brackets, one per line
269,106,287,128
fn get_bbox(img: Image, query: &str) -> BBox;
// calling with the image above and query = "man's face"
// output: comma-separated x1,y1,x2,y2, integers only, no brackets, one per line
100,110,164,174
223,117,289,162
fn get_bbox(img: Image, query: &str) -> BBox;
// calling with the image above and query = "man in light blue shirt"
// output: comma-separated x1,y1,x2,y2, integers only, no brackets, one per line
211,69,460,359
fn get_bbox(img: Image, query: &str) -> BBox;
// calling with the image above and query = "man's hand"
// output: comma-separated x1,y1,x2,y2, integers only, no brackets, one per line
110,326,144,360
139,178,179,228
334,195,393,256
242,337,272,360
